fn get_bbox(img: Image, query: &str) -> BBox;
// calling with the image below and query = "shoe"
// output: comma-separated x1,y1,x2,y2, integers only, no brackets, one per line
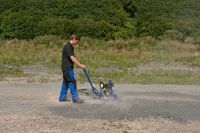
73,98,84,104
59,97,71,102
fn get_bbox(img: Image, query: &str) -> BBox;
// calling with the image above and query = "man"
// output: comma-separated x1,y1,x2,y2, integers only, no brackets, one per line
59,34,85,103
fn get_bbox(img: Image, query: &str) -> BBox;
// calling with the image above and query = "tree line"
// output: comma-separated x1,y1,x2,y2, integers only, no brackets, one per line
0,0,199,40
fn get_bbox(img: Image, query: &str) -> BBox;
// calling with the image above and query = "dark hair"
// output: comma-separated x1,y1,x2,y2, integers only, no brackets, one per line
69,34,80,41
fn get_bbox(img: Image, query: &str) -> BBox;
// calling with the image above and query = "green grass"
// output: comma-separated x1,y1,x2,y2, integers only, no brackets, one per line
0,36,200,84
178,55,200,67
78,69,200,85
0,40,49,66
107,69,200,85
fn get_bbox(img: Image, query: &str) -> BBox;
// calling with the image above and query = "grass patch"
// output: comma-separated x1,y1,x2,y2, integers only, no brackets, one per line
0,68,24,76
0,39,62,66
79,69,200,85
178,55,200,67
1,37,199,68
0,37,200,84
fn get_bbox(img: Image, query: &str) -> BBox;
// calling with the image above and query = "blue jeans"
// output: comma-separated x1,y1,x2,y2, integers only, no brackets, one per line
59,68,79,102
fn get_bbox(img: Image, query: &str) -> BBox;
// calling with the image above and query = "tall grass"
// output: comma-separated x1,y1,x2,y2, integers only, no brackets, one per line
0,38,62,66
1,35,200,84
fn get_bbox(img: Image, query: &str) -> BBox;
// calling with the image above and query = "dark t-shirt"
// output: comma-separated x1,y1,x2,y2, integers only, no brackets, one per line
61,42,74,72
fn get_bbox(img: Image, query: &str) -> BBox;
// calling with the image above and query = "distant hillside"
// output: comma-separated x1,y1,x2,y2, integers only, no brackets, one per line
135,0,200,38
0,0,199,39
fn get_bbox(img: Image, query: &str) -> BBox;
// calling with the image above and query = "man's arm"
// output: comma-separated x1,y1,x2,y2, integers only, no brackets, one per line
70,56,85,68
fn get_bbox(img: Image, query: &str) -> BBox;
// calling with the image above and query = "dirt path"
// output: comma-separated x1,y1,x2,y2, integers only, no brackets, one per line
0,81,200,133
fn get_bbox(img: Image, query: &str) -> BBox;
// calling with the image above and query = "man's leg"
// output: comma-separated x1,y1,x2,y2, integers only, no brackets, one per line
59,81,69,101
67,69,79,102
67,69,84,103
68,81,79,102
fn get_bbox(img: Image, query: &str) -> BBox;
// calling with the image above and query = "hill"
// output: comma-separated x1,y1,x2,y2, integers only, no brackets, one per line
0,0,199,40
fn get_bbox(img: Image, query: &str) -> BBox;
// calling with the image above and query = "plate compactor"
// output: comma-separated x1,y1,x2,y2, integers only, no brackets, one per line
83,68,119,100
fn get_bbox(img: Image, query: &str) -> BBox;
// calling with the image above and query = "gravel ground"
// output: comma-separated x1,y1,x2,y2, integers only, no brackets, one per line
0,81,200,133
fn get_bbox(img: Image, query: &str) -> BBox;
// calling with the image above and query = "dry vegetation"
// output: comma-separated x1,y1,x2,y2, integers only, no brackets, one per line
1,36,200,84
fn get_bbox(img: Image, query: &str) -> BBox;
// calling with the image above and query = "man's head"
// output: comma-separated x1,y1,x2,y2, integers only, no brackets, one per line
69,34,80,45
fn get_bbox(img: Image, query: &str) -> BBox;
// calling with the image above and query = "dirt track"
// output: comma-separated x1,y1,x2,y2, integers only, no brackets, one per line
0,81,200,133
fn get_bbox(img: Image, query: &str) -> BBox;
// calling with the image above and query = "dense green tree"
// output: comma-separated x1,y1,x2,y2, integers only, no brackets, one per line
0,0,199,39
134,0,200,38
1,12,42,39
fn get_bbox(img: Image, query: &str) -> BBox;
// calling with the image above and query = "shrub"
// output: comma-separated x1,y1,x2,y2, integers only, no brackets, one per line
184,37,194,44
162,30,183,41
1,12,42,39
194,36,200,46
136,15,170,37
42,17,75,37
74,19,116,39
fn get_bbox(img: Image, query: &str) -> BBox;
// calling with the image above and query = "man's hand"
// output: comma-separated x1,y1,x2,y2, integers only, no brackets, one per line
80,64,85,68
